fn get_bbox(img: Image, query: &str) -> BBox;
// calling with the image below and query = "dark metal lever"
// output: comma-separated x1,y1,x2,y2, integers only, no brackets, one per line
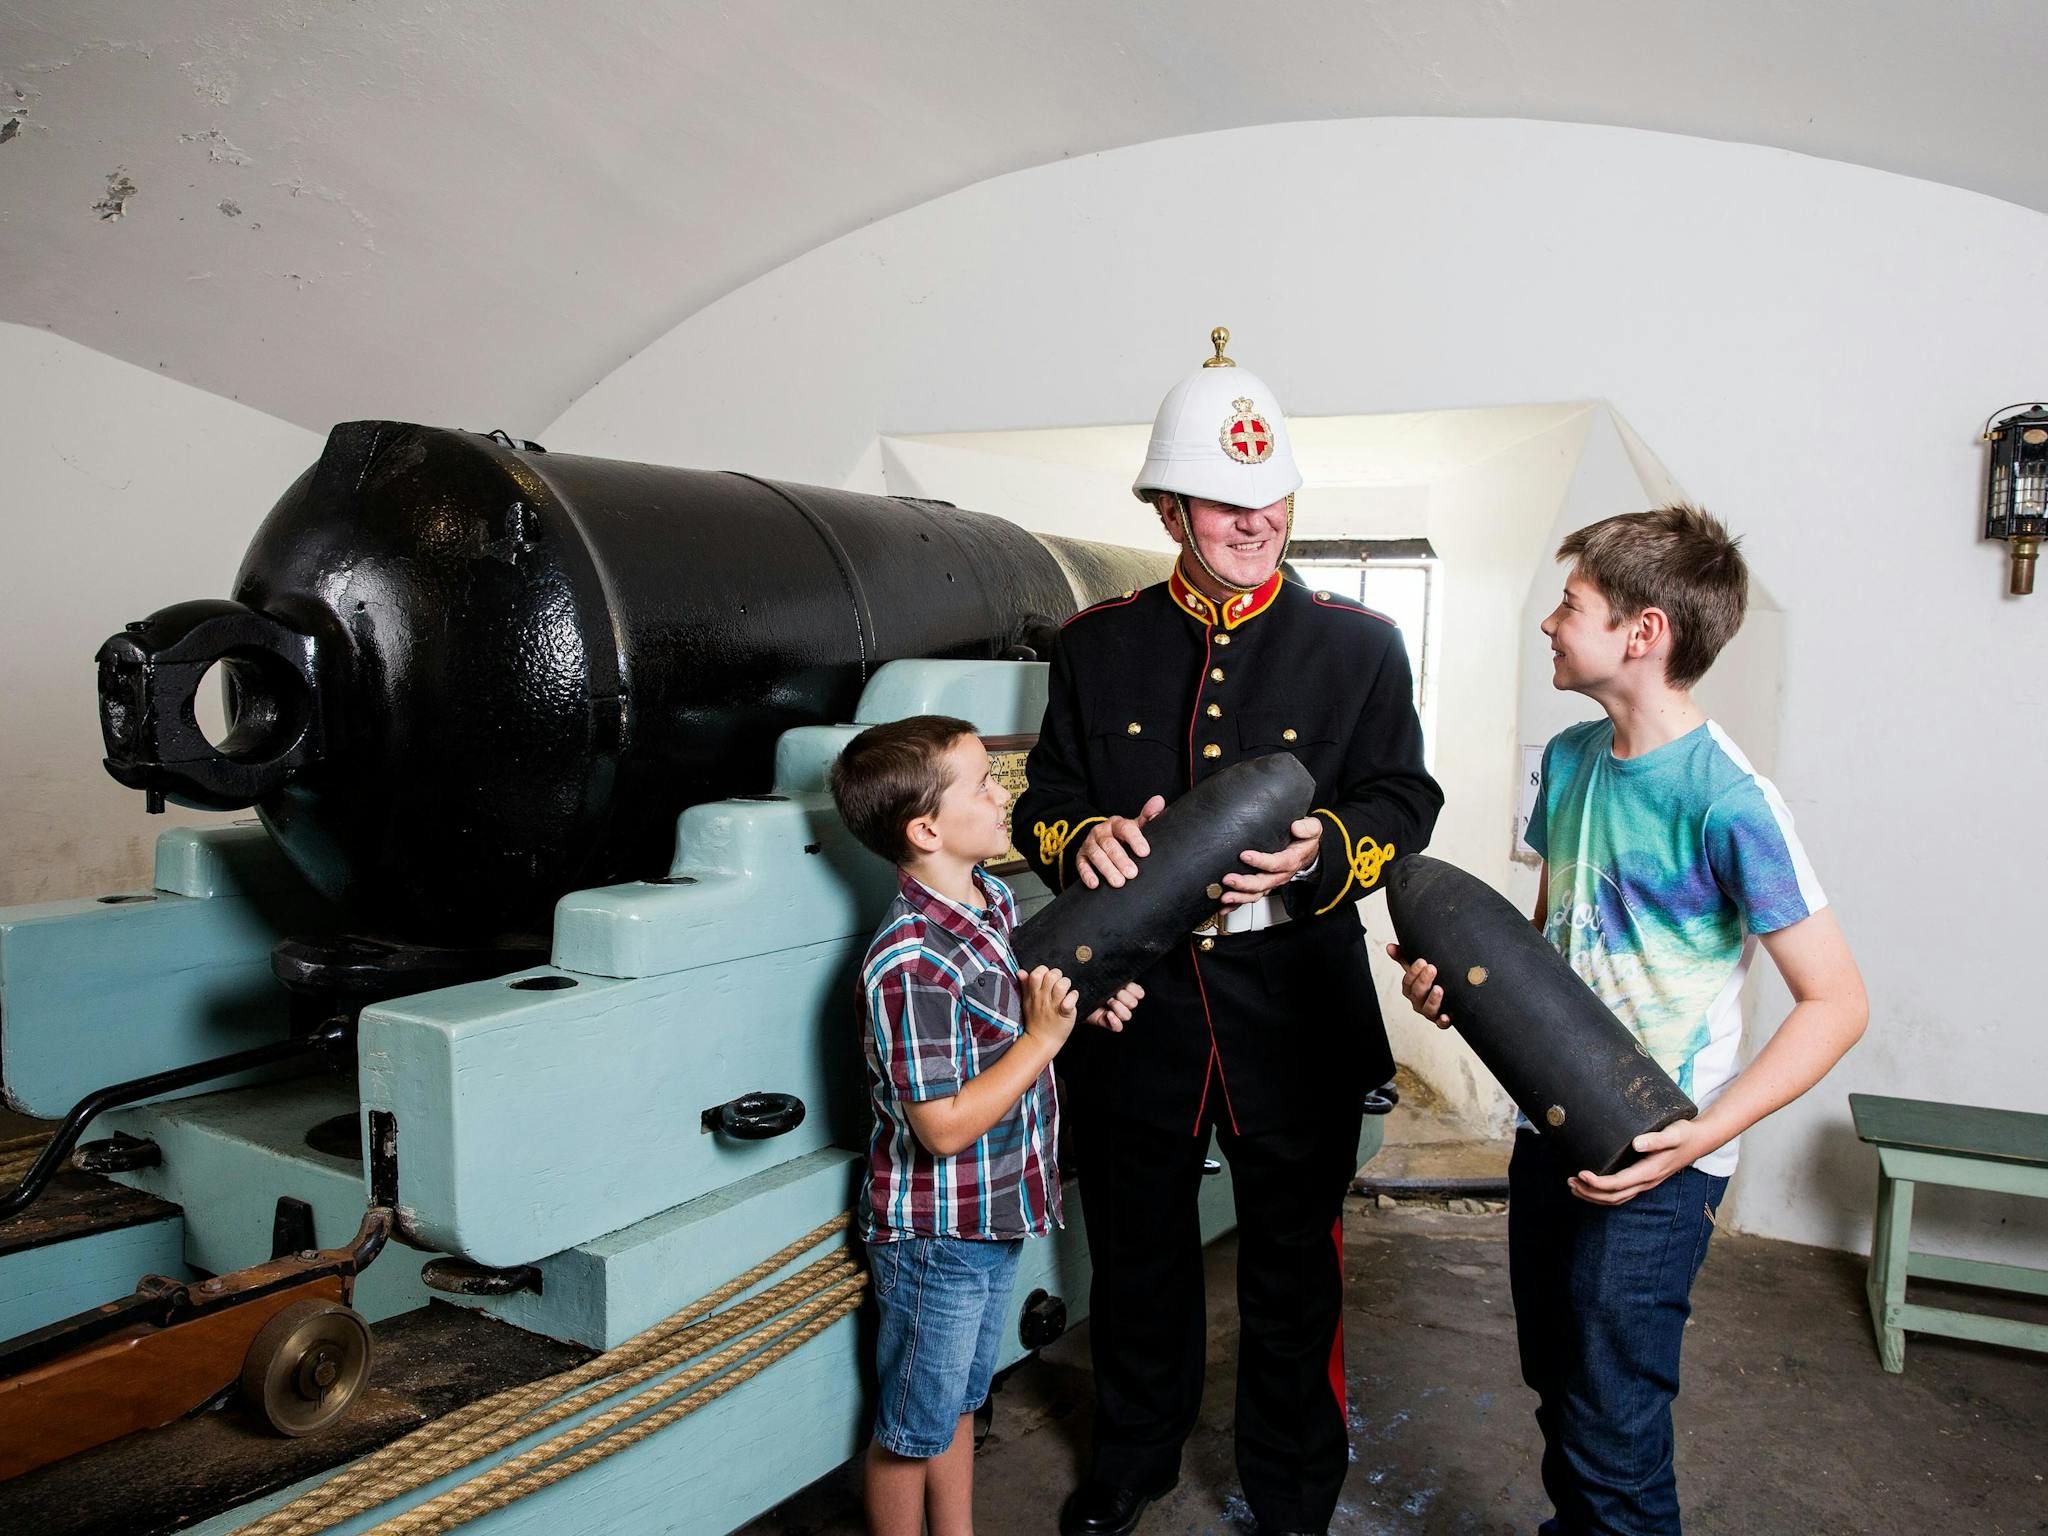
0,1019,349,1222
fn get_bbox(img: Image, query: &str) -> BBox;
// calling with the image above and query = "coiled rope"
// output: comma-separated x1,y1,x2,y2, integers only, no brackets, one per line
0,1133,60,1189
233,1212,864,1536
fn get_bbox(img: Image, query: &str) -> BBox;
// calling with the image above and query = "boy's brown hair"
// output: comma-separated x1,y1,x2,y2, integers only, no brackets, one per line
1557,504,1748,688
830,714,977,863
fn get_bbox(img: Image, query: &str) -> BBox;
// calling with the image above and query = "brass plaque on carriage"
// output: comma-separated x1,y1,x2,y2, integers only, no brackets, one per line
982,734,1035,874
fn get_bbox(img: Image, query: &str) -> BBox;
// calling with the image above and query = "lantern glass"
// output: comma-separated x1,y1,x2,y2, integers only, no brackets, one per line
1986,407,2048,540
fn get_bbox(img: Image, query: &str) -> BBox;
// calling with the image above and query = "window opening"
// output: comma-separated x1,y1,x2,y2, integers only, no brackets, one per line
1289,538,1439,756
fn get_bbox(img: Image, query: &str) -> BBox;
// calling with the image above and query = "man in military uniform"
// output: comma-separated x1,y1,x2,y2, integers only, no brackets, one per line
1016,330,1442,1536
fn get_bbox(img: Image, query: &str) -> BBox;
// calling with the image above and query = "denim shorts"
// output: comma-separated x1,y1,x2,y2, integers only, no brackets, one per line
867,1234,1022,1458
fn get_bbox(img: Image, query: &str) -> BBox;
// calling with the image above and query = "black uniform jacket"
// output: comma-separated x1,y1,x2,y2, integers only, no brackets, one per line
1015,565,1443,1135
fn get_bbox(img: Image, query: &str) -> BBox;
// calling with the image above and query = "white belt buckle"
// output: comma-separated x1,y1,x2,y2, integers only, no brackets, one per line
1195,892,1293,939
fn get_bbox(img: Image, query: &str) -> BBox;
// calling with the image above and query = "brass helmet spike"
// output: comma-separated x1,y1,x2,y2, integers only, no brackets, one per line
1203,327,1235,368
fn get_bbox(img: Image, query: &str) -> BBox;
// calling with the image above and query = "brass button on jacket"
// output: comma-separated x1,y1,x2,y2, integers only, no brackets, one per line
1201,742,1222,760
1214,633,1231,646
1282,728,1298,742
1206,703,1223,719
1126,721,1143,736
1210,667,1226,682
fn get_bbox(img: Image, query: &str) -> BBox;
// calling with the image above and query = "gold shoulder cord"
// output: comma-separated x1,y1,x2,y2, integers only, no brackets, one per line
1308,807,1396,916
1034,817,1105,890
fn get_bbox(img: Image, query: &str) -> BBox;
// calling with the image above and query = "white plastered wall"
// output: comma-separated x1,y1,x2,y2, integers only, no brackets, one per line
0,323,321,905
545,117,2048,1265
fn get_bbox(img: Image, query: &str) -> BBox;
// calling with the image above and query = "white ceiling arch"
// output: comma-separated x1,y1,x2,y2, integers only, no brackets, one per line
3,0,2042,433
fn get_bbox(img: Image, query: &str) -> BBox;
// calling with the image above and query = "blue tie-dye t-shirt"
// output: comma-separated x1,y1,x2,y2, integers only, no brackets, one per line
1526,719,1826,1175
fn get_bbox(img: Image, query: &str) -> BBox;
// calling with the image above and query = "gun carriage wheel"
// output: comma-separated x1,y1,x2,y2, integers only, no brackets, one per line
238,1297,374,1437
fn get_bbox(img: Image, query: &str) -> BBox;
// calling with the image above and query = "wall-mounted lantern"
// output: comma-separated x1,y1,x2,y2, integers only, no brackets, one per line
1982,403,2048,595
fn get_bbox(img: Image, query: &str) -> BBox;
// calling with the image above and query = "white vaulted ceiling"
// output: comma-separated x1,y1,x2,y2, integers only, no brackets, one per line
3,0,2043,434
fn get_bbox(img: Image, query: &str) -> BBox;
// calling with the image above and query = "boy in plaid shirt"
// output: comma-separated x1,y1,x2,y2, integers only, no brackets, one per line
831,714,1143,1536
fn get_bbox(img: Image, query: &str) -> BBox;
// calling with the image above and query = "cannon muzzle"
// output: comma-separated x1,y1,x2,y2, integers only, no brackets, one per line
96,598,326,812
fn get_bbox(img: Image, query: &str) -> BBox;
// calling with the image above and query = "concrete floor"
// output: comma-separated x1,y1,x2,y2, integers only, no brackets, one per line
8,1103,2044,1533
745,1198,2048,1536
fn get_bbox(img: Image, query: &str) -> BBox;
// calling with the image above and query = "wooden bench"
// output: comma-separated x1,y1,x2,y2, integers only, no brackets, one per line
1850,1092,2048,1372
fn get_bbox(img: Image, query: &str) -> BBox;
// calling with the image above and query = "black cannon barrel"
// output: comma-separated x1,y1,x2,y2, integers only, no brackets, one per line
96,422,1167,940
1383,854,1697,1176
1011,754,1315,1019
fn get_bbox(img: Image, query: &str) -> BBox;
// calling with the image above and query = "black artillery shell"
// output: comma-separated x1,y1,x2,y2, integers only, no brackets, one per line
1011,753,1315,1019
1383,854,1697,1176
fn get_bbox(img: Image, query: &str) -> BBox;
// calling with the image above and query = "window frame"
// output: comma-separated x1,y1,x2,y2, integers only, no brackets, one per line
1287,537,1440,758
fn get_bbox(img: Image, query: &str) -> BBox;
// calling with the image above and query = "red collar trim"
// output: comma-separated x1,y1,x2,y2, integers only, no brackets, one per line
1167,563,1218,625
1169,562,1283,630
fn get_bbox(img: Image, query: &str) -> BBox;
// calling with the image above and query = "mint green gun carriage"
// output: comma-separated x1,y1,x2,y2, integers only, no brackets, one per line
0,660,1384,1536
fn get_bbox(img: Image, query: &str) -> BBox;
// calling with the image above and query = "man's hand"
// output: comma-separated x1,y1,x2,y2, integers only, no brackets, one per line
1567,1120,1719,1206
1384,944,1452,1027
1074,795,1166,889
1021,965,1078,1049
1221,816,1322,906
1085,981,1145,1033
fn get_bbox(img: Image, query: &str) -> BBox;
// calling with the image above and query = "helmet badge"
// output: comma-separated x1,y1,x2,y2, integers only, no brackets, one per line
1219,397,1275,465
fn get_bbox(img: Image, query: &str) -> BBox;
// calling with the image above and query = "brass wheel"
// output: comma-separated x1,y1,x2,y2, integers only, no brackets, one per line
239,1297,374,1436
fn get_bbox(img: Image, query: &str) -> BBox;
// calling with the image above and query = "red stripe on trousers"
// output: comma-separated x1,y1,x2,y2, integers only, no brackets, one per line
1328,1214,1347,1417
1185,943,1239,1137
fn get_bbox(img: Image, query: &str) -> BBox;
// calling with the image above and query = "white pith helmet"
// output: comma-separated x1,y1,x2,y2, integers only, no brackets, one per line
1131,327,1303,508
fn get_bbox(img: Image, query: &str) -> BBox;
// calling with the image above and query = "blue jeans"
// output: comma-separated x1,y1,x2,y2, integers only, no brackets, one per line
867,1234,1023,1458
1509,1129,1728,1536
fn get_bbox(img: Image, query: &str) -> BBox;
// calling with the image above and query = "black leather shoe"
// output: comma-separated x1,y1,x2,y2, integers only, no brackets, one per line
1058,1479,1175,1536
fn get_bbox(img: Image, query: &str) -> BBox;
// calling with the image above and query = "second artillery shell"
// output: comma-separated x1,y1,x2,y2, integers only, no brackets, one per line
1383,854,1697,1176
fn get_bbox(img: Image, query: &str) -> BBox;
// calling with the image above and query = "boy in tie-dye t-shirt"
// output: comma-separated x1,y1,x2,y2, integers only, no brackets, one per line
1526,716,1826,1177
1393,506,1867,1536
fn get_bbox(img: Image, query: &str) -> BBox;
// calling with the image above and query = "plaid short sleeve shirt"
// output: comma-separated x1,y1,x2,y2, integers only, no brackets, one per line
859,867,1063,1243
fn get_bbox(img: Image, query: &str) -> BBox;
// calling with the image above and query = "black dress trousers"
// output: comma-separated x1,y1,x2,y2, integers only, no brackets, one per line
1068,1049,1364,1532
